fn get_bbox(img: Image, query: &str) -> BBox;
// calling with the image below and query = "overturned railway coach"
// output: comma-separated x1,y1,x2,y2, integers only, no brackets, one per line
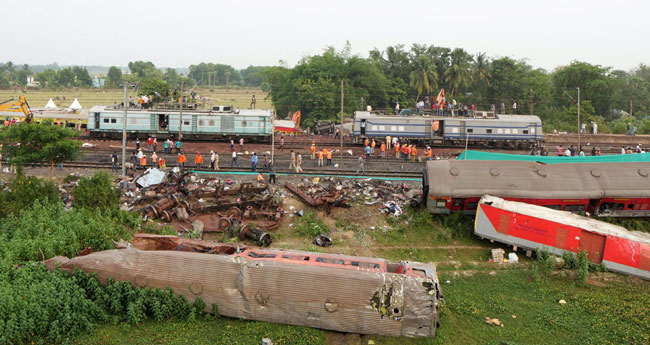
424,160,650,218
475,196,650,280
88,105,273,141
45,237,443,338
353,111,543,148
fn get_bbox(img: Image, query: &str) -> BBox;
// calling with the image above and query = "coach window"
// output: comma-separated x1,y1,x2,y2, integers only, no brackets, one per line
103,118,109,123
545,205,562,210
209,120,215,126
486,129,492,134
627,204,635,210
523,130,529,134
184,121,190,126
198,120,204,126
131,118,137,124
466,202,478,210
564,204,585,212
110,118,117,124
466,128,473,133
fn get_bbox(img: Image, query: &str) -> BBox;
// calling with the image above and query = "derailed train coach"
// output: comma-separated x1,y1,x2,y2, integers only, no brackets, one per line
474,195,650,280
353,111,543,148
45,234,443,338
424,160,650,218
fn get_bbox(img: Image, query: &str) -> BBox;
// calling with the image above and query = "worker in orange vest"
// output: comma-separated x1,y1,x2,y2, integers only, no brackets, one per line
402,144,410,161
310,142,316,159
326,149,333,166
364,138,369,147
425,146,432,160
410,145,417,162
177,153,187,171
139,154,147,170
317,150,324,167
371,139,376,154
195,152,203,169
395,141,400,159
380,142,386,158
158,157,166,168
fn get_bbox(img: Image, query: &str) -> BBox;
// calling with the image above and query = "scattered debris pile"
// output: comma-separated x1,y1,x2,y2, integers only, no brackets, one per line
118,168,283,246
285,178,422,216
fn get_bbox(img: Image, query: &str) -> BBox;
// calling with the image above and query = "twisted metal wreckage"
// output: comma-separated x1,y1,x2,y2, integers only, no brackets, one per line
46,234,443,338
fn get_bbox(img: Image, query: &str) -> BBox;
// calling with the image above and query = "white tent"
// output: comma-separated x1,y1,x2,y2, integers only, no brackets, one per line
68,98,83,110
44,98,57,109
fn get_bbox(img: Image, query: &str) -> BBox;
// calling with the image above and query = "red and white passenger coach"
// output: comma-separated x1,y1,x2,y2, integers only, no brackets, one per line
474,195,650,280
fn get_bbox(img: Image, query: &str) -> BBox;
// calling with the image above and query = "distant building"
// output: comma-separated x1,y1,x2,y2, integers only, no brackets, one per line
26,75,40,88
93,77,106,88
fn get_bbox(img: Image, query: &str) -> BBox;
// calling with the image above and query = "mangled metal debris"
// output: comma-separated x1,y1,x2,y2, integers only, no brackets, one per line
45,234,442,338
284,178,422,217
117,171,284,244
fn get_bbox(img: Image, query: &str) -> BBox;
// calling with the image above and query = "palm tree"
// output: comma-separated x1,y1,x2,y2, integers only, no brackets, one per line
444,49,473,97
472,52,491,86
409,55,438,99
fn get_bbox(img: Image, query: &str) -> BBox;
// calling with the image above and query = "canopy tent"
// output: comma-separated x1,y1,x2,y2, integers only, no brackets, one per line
44,98,57,109
456,150,650,163
68,98,83,110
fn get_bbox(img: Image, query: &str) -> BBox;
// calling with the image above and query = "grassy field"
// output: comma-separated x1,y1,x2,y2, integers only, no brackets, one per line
67,208,650,345
0,87,271,110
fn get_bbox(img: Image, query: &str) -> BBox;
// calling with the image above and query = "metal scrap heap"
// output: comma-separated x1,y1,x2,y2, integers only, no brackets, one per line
118,168,283,246
285,178,422,216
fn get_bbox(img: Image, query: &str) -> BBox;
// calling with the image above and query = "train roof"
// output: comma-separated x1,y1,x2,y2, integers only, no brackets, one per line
479,195,650,245
457,150,650,163
89,105,272,116
426,160,650,199
354,111,541,123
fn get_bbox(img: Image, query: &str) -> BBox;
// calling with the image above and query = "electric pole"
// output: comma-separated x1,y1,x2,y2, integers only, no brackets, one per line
530,89,534,115
121,83,128,176
178,80,184,140
576,87,581,150
340,79,344,167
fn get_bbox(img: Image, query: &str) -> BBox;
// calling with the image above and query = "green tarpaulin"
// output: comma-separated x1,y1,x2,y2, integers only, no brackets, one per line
457,150,650,163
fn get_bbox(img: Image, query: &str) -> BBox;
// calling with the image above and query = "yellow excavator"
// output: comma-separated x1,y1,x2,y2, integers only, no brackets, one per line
0,96,33,123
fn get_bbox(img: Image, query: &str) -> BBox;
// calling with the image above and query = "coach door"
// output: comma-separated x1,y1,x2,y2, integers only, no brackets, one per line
579,231,606,263
191,115,198,132
459,121,466,140
425,120,433,138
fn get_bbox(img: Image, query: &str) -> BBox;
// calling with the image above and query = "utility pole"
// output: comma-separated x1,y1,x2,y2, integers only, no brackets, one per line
630,99,633,117
576,87,581,150
530,89,534,115
121,83,128,176
271,110,275,163
178,80,184,140
340,79,344,167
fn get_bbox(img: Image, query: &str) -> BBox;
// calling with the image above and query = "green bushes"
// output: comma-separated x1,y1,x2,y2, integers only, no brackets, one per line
0,200,133,264
73,171,121,211
0,173,59,219
294,210,329,238
0,265,205,345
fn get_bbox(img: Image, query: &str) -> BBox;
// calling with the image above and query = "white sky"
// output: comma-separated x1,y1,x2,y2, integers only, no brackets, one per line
4,0,649,72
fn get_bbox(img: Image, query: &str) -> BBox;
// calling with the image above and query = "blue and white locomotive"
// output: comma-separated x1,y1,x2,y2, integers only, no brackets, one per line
352,111,543,148
88,105,272,141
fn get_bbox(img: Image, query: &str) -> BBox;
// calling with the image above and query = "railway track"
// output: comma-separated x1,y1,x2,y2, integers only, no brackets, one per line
54,161,424,179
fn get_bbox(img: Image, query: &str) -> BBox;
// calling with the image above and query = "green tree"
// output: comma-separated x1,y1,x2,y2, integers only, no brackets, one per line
105,66,123,88
409,54,437,99
36,68,59,87
139,77,168,97
444,48,473,98
128,61,163,79
73,171,120,211
552,61,613,116
72,66,92,87
0,121,81,178
57,67,76,87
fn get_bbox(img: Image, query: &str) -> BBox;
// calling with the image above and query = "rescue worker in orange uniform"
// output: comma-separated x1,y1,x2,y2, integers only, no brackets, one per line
177,153,187,171
395,141,400,159
402,144,410,161
380,142,386,158
310,141,316,159
317,150,324,167
158,157,166,168
371,139,376,154
140,154,147,170
326,149,333,166
410,145,417,162
364,138,369,147
195,152,203,169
